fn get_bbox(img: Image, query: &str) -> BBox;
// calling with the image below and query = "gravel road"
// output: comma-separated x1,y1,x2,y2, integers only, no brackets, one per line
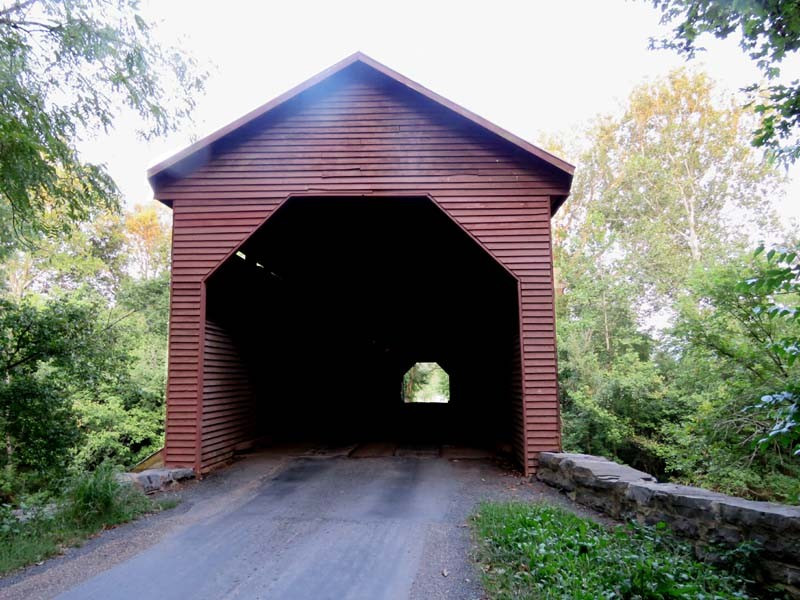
0,448,591,600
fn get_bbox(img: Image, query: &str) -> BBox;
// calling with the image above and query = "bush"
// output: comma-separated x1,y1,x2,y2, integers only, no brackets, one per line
71,394,164,472
0,377,79,484
472,502,754,600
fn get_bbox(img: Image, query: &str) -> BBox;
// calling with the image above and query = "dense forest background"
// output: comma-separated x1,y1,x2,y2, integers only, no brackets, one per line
551,70,799,502
1,204,172,500
1,0,798,509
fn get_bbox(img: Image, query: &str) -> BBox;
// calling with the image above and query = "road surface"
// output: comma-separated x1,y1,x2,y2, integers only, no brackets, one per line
0,449,591,600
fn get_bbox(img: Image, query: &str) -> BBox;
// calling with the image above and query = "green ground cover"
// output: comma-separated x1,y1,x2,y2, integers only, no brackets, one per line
0,464,176,575
472,502,760,600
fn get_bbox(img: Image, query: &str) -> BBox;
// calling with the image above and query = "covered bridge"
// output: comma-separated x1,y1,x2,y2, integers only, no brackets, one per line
148,53,573,476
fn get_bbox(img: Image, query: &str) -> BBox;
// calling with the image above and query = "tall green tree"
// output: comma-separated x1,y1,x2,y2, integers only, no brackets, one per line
0,0,205,243
650,0,800,163
555,219,677,472
0,210,126,299
553,70,792,493
559,69,783,312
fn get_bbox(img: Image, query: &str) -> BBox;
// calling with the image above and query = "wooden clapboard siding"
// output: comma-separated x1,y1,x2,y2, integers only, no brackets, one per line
155,59,570,475
200,320,256,471
509,328,525,468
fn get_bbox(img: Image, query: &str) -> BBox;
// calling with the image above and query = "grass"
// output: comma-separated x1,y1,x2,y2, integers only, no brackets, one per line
471,502,757,600
0,464,177,575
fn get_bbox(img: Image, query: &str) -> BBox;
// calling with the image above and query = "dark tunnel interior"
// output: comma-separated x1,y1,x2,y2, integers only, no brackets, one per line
204,196,520,449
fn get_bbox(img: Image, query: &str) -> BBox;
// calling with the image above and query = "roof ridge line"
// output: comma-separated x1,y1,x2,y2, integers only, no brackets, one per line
147,51,574,183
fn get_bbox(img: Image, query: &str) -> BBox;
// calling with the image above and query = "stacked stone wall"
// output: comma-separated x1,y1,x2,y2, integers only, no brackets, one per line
538,452,800,597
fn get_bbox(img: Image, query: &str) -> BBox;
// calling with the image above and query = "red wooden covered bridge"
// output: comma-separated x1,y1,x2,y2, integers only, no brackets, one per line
148,53,573,476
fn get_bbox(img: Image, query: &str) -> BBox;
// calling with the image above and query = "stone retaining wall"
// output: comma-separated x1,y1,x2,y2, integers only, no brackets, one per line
117,467,194,493
537,452,800,598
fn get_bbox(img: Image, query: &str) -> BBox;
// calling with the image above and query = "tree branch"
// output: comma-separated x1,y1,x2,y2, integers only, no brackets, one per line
0,0,37,19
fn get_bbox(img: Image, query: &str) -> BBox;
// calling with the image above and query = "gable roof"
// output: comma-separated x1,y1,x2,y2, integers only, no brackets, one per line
148,52,574,194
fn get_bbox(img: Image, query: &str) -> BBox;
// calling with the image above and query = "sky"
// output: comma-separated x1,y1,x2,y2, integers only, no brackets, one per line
79,0,800,223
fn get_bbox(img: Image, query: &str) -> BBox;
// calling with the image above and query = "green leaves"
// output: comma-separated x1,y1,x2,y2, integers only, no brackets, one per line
0,295,116,479
0,0,206,242
739,245,800,300
0,296,108,378
472,502,752,599
0,376,79,481
555,65,797,501
738,243,800,456
553,69,786,480
754,392,799,455
650,0,800,163
557,69,783,310
0,203,172,490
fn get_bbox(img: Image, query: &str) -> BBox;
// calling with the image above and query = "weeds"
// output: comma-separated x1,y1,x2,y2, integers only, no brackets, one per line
60,463,150,529
0,464,176,575
471,502,755,600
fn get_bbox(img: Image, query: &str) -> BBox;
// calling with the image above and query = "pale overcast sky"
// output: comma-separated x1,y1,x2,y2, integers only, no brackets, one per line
79,0,799,223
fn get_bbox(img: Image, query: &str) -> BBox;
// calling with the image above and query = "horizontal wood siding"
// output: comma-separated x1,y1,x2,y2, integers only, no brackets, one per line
509,328,526,468
200,319,256,471
163,218,201,467
159,67,568,474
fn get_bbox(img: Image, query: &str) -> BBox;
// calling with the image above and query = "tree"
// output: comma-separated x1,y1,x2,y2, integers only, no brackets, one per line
0,210,127,299
0,0,205,242
650,0,800,163
662,253,800,501
402,362,450,403
558,69,783,314
123,203,171,280
552,70,794,493
0,295,114,491
1,202,171,300
0,201,172,492
555,239,673,472
741,243,800,457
